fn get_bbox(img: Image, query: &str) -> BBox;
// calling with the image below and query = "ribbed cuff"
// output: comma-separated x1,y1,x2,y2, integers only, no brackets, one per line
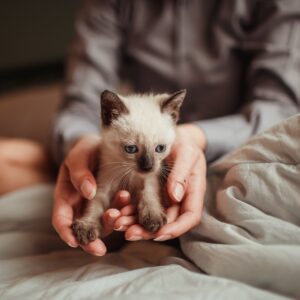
196,114,251,163
52,117,100,165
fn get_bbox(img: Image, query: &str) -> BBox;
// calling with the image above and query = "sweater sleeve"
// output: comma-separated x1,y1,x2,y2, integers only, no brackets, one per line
197,0,300,163
51,0,123,164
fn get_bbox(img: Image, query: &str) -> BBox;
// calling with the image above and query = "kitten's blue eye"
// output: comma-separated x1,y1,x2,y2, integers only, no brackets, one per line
124,145,138,154
155,144,166,153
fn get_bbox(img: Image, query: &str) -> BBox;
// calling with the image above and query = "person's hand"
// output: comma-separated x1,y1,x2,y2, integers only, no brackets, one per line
52,135,130,256
113,124,207,241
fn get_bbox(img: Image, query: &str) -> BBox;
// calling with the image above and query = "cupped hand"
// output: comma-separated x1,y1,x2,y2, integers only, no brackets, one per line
116,124,207,241
53,124,207,253
52,135,130,256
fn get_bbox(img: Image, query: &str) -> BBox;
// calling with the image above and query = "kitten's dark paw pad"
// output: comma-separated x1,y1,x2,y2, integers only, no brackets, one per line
71,220,101,245
139,210,167,233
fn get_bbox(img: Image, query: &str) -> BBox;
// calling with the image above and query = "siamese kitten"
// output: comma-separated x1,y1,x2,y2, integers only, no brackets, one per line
72,89,186,245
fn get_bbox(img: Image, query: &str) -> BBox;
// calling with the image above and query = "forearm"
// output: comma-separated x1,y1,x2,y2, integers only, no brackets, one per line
52,102,100,164
196,99,299,163
197,0,300,163
51,0,122,165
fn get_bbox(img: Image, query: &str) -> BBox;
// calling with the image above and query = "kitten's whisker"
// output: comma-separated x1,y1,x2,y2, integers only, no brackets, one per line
160,174,168,181
163,162,175,168
108,163,133,188
161,168,173,174
99,165,128,187
164,159,176,163
100,161,134,167
163,161,175,166
98,162,135,174
159,174,166,185
118,166,133,190
119,168,132,190
160,170,170,183
161,167,173,172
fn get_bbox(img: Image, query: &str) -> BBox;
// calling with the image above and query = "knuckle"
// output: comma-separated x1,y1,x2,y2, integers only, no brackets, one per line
64,146,82,171
184,144,198,157
178,178,188,188
184,211,201,229
194,215,201,226
64,157,94,187
70,170,83,182
168,174,188,190
169,233,176,239
192,213,201,227
70,170,92,189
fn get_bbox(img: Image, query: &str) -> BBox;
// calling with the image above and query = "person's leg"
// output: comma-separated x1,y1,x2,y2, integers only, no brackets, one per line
0,138,53,195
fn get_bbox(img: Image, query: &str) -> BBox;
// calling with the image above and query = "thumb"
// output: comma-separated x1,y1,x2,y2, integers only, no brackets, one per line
78,176,97,200
101,209,121,237
167,145,199,203
64,137,99,200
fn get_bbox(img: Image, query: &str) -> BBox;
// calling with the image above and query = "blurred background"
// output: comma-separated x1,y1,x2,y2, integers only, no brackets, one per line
0,0,83,145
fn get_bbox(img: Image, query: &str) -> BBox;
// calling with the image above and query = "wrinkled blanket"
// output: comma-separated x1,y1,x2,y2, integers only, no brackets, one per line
1,115,300,300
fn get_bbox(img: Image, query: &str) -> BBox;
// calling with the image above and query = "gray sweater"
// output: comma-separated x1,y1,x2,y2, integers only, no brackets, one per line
52,0,300,164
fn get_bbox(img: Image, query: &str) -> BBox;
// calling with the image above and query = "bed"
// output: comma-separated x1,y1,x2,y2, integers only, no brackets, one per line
0,115,299,300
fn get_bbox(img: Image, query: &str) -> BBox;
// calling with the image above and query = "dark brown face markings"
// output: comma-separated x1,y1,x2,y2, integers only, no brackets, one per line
137,149,154,172
161,89,186,123
100,90,129,126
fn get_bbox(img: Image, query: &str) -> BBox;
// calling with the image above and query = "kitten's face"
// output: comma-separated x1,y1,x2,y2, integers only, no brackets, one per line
100,90,186,175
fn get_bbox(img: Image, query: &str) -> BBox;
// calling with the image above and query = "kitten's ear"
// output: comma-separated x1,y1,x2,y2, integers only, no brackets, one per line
100,90,129,126
161,89,186,123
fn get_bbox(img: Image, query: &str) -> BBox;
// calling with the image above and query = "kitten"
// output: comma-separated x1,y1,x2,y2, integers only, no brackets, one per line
71,89,186,245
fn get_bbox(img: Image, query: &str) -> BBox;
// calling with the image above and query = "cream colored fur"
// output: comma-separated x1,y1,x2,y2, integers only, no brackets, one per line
72,91,185,245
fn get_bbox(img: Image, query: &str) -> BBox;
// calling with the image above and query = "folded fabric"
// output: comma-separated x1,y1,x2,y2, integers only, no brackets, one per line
181,114,300,299
1,115,300,299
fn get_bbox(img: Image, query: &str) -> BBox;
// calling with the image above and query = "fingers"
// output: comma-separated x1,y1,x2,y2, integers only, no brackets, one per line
102,192,135,237
111,190,131,209
80,239,107,256
114,216,137,231
167,143,199,203
120,204,136,216
165,204,180,223
115,201,154,240
122,205,179,241
155,157,206,241
64,137,100,200
101,208,121,237
108,205,137,232
124,225,155,241
52,165,80,247
52,213,78,248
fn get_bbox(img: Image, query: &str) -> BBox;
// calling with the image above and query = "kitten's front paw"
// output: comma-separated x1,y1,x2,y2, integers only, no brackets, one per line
139,208,167,233
71,220,101,245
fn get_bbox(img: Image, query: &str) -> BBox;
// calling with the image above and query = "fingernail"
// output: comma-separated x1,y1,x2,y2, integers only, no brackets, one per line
67,242,78,248
94,251,105,257
114,225,125,231
81,179,96,200
119,190,129,199
154,234,172,242
173,182,184,202
127,236,142,241
109,211,120,218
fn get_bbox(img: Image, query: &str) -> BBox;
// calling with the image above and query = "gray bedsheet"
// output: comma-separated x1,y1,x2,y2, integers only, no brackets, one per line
1,115,300,300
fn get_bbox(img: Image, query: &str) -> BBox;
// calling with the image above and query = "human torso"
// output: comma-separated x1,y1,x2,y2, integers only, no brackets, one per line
119,0,250,122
